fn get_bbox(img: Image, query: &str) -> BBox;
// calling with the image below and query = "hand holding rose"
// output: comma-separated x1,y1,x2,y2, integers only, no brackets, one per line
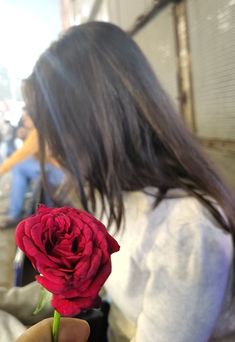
16,318,90,342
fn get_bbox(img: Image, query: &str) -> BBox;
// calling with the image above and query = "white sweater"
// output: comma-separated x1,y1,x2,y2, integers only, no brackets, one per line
104,189,235,342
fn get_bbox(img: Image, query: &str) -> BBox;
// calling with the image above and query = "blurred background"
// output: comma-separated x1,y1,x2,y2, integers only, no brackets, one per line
0,0,234,190
0,0,61,124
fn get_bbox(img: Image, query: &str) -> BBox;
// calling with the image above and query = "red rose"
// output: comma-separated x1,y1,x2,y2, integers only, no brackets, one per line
15,205,120,316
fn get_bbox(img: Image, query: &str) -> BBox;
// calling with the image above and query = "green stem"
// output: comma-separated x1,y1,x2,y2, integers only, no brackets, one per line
52,310,61,342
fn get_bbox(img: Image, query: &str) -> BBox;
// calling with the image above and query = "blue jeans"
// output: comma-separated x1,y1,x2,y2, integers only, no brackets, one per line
9,157,63,220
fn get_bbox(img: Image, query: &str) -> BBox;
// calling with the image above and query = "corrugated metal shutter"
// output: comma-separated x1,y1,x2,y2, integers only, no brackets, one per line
205,148,235,186
108,0,151,30
134,4,179,108
187,0,235,139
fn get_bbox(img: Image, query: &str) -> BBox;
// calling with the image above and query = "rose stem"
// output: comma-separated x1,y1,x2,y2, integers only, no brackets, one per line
52,310,61,342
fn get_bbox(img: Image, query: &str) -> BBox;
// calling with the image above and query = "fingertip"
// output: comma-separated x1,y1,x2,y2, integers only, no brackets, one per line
58,318,90,342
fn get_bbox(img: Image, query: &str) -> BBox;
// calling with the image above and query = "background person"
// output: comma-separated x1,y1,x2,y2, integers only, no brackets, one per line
0,119,16,162
0,109,63,228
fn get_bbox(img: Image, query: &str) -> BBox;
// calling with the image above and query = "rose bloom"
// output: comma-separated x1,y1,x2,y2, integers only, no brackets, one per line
15,205,120,316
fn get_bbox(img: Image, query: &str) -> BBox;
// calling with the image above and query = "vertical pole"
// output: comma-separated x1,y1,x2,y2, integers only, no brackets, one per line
173,0,196,133
60,0,72,31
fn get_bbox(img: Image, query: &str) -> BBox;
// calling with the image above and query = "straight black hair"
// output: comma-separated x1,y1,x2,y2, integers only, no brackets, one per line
23,22,235,238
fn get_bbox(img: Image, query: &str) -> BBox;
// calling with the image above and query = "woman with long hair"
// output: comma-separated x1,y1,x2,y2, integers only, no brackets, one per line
23,22,235,341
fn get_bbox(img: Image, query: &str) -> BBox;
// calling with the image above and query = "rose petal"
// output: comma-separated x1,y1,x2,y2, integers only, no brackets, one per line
36,275,66,294
37,204,50,214
81,240,93,257
74,256,90,279
52,294,101,316
15,222,26,251
30,224,46,252
86,247,102,279
82,225,93,241
106,233,120,253
79,261,111,296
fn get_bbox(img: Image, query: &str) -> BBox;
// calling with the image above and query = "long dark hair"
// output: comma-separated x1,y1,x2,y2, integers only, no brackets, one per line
23,22,235,237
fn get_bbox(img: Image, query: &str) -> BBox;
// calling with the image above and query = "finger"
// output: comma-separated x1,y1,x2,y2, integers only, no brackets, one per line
57,318,90,342
16,317,90,342
16,318,53,342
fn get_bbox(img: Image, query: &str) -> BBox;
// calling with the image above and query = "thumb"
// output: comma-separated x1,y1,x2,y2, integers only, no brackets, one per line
57,318,90,342
16,317,90,342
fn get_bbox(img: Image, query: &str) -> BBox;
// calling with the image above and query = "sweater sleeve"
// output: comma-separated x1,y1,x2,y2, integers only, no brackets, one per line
0,129,39,174
0,282,53,325
131,216,233,342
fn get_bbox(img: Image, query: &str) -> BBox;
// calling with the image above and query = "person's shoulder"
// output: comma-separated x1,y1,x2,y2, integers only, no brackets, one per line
27,128,37,138
146,189,233,276
159,189,233,255
163,189,219,225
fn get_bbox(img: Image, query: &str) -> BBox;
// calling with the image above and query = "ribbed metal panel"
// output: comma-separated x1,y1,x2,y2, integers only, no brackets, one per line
134,4,179,108
187,0,235,139
109,0,152,30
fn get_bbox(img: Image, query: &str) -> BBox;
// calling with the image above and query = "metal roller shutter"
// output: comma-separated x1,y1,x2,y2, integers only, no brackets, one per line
134,4,179,108
187,0,235,139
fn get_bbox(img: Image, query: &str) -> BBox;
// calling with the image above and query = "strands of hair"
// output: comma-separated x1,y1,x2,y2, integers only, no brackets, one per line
23,22,235,240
